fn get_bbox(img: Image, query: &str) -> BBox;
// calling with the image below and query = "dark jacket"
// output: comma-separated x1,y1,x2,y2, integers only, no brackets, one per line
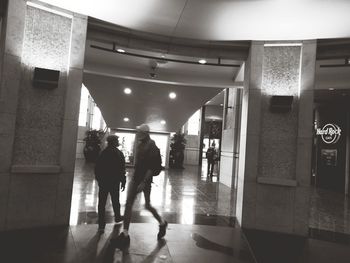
134,137,159,183
94,146,126,188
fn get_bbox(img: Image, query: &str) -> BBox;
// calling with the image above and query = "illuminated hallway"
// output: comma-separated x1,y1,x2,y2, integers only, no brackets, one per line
70,160,236,227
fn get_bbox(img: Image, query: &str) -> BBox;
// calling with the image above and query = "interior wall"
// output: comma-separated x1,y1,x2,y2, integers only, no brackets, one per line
219,88,242,187
0,0,87,230
315,62,350,90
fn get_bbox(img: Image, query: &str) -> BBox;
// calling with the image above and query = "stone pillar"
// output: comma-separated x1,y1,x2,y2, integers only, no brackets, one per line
0,0,87,230
236,41,316,236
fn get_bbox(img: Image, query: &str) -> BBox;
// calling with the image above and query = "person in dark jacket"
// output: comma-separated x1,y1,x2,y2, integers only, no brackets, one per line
94,135,126,231
112,124,167,248
206,142,217,177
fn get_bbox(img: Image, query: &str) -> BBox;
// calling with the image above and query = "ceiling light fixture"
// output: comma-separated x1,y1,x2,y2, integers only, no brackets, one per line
220,104,224,106
124,88,132,94
198,59,207,64
91,44,241,67
123,117,129,122
169,92,177,99
117,48,125,53
329,88,335,91
160,120,166,125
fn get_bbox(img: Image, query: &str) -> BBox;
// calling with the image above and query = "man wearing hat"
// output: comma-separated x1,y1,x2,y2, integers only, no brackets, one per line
113,124,167,247
94,135,126,231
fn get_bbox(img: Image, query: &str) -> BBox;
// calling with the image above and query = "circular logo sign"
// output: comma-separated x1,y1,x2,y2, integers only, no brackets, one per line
316,123,341,144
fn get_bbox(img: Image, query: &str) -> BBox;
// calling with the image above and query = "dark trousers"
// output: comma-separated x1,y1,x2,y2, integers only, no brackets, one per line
98,185,120,227
123,179,162,231
207,160,215,176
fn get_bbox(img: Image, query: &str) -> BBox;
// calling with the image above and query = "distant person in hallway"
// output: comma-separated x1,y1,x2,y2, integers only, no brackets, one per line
113,124,167,248
95,135,126,232
206,142,217,177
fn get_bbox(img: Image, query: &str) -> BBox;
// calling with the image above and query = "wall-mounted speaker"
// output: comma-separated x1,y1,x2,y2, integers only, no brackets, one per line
270,95,293,113
33,67,60,89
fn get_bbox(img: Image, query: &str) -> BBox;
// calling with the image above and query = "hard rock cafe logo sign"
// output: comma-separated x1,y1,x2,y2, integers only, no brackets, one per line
316,123,341,144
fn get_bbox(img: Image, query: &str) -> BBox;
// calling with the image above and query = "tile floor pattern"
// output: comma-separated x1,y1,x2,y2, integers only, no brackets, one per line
0,223,256,263
2,159,350,262
70,159,234,227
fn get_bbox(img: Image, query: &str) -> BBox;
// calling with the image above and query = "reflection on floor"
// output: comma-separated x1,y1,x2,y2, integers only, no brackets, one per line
70,159,232,227
0,223,256,263
309,187,350,243
3,159,350,262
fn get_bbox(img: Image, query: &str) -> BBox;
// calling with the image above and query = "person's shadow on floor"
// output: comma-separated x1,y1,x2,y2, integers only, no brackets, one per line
192,233,234,256
99,227,167,263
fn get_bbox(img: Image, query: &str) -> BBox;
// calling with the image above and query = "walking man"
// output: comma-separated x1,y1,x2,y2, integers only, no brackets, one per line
114,124,167,247
206,142,217,177
95,135,126,231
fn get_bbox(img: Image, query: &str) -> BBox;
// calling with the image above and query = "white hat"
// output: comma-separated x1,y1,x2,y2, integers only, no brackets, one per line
136,123,150,133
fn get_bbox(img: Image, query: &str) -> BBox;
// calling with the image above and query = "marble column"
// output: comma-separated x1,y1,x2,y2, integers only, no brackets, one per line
236,41,316,236
0,0,87,230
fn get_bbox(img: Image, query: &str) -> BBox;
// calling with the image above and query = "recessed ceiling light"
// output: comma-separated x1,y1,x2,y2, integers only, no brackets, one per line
329,88,335,91
160,120,166,125
123,117,129,122
198,59,207,64
169,92,177,99
124,88,132,94
117,48,125,53
220,104,224,106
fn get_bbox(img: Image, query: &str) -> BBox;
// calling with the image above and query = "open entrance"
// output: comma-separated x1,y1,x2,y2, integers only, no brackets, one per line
68,19,248,227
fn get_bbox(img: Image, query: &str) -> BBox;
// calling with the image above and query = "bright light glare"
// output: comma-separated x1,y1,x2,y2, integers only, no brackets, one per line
198,59,207,64
161,120,166,125
124,88,132,94
123,117,129,122
169,92,177,99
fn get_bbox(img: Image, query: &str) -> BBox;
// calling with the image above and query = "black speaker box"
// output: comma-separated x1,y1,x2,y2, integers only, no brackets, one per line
33,67,60,89
270,95,293,113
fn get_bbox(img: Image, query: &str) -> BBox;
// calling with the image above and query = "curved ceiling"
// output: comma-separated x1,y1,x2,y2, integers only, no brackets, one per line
40,0,350,41
83,39,239,132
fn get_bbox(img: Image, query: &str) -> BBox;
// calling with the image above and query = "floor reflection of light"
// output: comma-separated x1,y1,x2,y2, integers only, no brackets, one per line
181,196,194,224
69,193,80,225
85,180,97,207
165,184,172,206
140,210,152,217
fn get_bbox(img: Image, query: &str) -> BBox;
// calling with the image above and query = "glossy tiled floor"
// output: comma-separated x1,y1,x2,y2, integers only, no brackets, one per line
2,159,350,262
70,159,235,227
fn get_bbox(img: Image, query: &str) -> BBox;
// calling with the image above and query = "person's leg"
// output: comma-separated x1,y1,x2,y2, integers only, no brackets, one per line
207,159,210,175
109,184,122,222
143,182,168,240
122,180,138,231
98,187,108,229
210,161,214,177
111,180,138,247
143,182,162,223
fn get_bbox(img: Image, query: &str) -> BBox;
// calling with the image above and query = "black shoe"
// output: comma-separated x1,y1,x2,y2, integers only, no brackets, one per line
114,215,124,224
111,232,130,248
157,221,168,240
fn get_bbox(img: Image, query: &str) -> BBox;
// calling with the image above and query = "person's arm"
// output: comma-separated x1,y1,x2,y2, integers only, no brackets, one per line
120,151,126,191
